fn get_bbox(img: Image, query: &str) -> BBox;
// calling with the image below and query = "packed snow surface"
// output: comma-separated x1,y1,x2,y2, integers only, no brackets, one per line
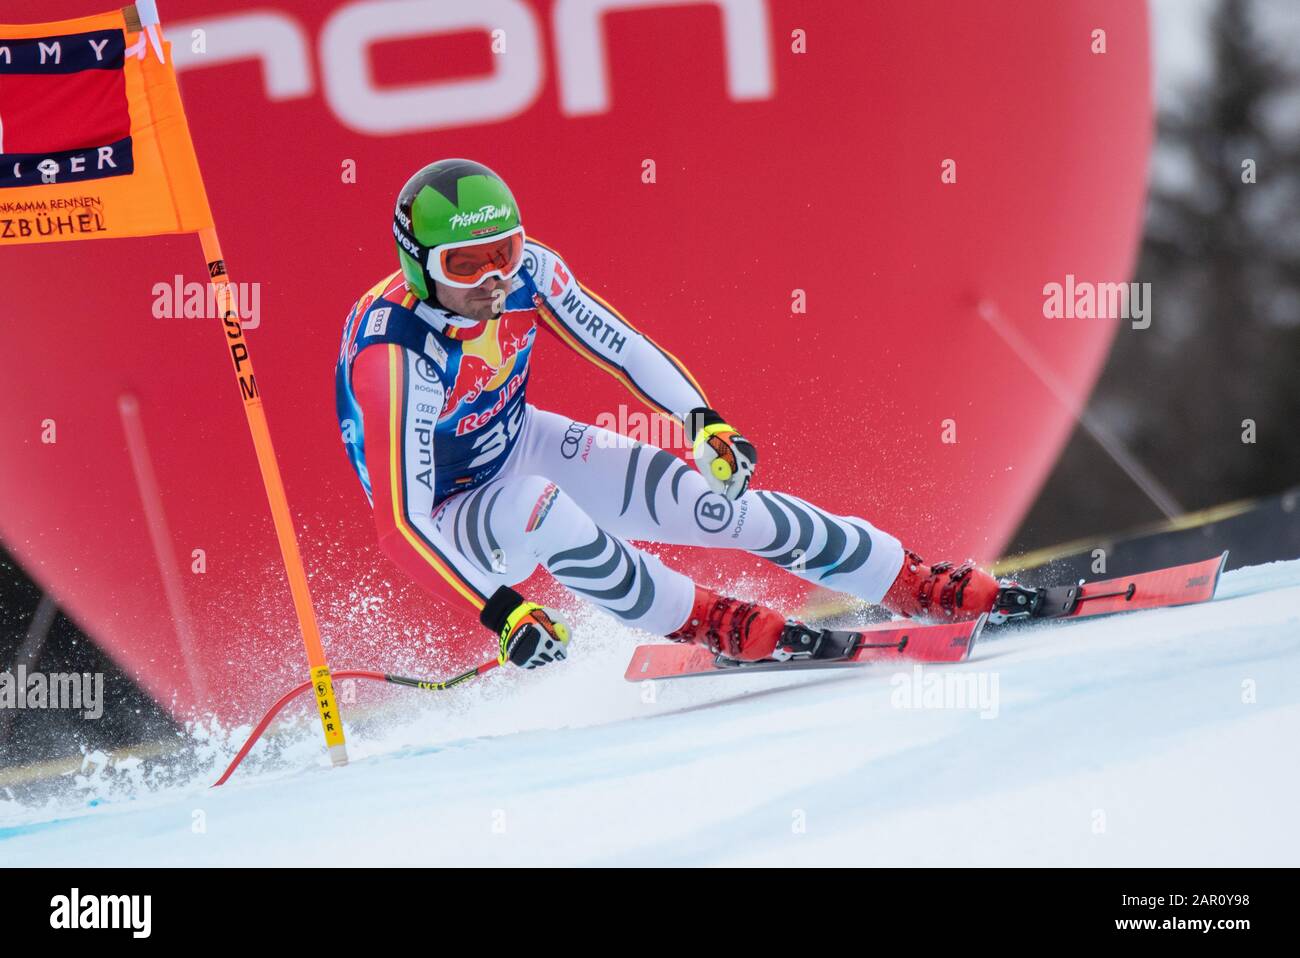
2,560,1297,866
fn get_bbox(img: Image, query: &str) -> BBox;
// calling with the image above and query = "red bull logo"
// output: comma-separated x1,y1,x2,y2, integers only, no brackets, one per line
442,353,492,416
455,371,525,436
441,311,536,426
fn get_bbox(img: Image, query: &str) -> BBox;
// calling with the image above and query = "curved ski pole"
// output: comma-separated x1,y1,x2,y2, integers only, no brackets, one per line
211,658,500,787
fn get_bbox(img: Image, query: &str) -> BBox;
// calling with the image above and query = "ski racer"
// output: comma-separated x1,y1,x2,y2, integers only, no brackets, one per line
336,159,1005,670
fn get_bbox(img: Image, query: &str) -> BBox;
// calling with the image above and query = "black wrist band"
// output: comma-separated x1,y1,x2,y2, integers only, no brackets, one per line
480,585,525,634
686,406,725,440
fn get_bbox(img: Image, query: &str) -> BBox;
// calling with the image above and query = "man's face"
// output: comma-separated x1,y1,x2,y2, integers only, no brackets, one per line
433,275,511,323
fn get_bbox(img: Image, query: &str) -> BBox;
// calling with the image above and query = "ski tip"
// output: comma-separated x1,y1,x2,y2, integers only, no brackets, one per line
967,613,988,661
1212,550,1230,598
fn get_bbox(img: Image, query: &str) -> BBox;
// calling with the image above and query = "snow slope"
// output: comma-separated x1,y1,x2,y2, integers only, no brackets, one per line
2,560,1298,867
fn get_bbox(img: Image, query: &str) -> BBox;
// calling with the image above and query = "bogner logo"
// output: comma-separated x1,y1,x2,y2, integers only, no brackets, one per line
449,204,511,230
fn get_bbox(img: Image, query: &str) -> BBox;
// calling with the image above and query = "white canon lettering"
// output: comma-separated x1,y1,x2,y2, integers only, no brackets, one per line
164,0,772,132
168,12,313,100
319,0,542,134
553,0,774,116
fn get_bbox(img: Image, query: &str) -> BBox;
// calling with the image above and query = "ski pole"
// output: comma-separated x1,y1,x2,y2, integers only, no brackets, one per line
212,658,501,787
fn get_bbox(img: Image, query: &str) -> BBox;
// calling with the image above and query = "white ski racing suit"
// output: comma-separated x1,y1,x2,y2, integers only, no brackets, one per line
336,238,904,637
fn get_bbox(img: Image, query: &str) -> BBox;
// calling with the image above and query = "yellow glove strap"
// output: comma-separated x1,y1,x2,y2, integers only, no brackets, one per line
693,420,735,456
499,601,542,663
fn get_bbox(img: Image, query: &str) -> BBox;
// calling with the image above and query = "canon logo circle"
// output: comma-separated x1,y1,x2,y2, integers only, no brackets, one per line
168,0,775,135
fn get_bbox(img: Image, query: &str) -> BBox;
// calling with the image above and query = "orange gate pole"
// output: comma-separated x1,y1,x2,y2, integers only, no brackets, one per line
198,225,348,767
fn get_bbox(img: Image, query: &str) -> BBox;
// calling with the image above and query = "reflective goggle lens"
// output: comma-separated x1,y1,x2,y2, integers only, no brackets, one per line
438,231,524,284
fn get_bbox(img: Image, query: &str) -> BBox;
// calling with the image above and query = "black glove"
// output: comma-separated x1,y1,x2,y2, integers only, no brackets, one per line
481,586,571,669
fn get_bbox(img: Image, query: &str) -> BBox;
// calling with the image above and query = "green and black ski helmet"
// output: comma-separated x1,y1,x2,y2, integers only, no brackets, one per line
393,159,524,299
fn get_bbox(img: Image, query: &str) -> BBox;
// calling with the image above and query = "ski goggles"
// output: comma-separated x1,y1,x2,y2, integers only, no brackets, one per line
427,226,526,289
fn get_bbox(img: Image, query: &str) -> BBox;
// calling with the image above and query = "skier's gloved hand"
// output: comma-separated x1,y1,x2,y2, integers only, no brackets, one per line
481,586,571,669
687,407,757,501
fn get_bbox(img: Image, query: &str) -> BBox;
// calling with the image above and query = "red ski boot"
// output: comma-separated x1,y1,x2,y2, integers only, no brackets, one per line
882,551,1000,622
667,585,787,661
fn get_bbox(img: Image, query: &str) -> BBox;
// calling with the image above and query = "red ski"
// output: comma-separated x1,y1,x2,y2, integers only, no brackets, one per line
624,615,985,682
624,553,1229,683
993,551,1228,623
